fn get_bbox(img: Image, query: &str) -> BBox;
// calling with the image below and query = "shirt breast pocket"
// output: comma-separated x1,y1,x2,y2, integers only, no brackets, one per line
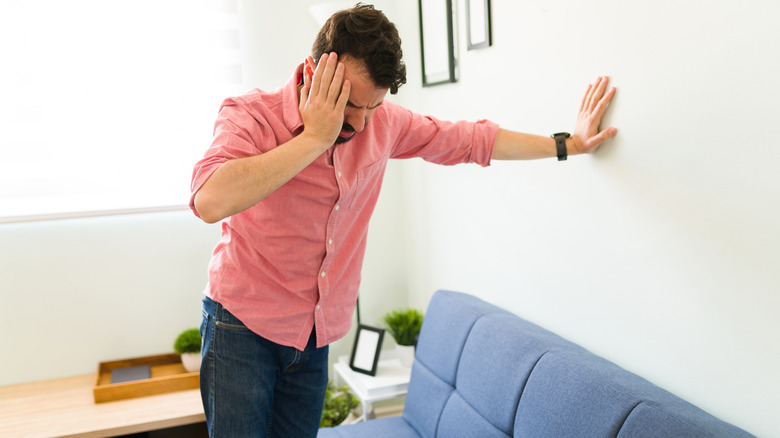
345,159,387,211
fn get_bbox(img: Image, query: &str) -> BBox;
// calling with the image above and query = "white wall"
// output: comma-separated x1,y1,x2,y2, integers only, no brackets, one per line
393,0,778,437
0,210,220,385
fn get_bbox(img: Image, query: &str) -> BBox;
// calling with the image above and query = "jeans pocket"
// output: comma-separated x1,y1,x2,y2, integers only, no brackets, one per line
215,304,251,331
215,320,250,331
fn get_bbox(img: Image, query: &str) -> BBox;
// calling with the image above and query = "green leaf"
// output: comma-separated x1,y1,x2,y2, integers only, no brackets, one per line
382,309,424,346
173,328,201,354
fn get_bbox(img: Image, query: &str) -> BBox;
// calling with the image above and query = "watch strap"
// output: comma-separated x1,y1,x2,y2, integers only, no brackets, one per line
552,132,570,161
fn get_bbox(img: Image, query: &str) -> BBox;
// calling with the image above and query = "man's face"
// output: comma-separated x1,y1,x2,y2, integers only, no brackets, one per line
335,57,389,144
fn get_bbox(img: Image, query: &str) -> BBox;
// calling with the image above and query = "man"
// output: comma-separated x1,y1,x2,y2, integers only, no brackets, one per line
191,4,616,437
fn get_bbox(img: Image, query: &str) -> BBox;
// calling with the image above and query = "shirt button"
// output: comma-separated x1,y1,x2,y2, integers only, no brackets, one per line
328,239,333,245
338,171,342,178
321,271,326,277
335,204,340,211
316,304,321,310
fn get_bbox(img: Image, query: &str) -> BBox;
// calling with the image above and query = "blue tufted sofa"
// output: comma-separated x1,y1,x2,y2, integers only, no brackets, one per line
319,290,754,438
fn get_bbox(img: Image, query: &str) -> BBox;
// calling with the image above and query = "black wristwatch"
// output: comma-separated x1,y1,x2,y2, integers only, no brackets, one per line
551,132,570,161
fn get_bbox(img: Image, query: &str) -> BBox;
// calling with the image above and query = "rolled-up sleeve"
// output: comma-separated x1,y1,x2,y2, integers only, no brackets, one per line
387,104,499,167
189,99,269,217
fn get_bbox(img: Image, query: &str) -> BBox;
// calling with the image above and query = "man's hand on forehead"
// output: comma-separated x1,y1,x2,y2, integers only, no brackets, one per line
298,52,352,147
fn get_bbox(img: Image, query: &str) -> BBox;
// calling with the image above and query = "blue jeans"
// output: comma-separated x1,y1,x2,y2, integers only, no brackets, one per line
200,296,329,438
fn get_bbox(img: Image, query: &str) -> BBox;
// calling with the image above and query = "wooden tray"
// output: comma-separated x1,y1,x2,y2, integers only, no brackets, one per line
93,353,198,403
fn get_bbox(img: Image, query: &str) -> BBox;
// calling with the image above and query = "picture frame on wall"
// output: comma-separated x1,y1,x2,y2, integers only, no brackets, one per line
467,0,492,50
418,0,457,86
349,324,385,376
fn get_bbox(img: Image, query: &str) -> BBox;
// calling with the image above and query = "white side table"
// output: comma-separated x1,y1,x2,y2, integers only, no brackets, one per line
332,350,412,422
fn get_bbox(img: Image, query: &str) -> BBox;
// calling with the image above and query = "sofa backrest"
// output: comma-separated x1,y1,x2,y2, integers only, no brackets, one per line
402,290,754,438
402,290,509,438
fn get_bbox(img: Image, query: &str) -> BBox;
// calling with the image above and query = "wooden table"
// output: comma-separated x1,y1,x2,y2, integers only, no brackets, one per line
0,374,205,437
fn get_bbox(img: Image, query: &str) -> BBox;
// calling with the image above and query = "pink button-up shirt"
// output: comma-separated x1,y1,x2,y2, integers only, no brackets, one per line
190,64,499,350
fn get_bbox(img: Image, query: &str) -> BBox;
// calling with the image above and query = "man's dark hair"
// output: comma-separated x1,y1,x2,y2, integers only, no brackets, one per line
312,3,407,94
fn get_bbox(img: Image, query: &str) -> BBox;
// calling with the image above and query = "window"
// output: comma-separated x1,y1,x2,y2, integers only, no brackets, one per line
0,0,243,222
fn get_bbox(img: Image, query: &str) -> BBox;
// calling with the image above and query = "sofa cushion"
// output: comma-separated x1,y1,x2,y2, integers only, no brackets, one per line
403,290,509,437
552,347,756,437
401,361,453,438
437,392,511,438
454,314,575,435
414,291,509,386
514,352,641,437
617,401,754,438
617,402,708,438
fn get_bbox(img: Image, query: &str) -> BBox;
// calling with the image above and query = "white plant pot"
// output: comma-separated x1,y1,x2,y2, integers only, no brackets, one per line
396,344,415,368
181,352,201,373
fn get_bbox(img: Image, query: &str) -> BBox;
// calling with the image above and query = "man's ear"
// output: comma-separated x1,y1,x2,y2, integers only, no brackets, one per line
304,56,315,80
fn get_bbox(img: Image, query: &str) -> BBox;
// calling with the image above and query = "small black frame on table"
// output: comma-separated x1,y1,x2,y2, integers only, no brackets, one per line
349,324,385,376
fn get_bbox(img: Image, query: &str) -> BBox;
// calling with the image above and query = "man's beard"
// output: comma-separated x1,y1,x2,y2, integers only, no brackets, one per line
334,123,356,144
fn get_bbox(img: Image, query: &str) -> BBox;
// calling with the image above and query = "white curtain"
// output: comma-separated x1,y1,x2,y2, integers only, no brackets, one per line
0,0,244,221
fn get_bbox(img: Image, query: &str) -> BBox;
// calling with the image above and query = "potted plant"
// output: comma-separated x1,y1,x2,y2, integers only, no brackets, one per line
174,328,201,373
320,381,360,427
382,308,424,367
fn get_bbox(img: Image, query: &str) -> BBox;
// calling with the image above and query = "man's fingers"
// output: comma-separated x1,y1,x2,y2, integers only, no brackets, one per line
327,62,346,104
582,77,605,113
586,127,618,151
583,78,599,113
315,53,340,98
589,76,609,111
593,86,616,119
580,84,593,113
309,53,328,98
299,82,309,109
307,52,348,109
336,79,351,112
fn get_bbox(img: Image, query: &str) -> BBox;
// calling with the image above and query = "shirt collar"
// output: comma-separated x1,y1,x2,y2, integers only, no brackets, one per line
282,63,305,133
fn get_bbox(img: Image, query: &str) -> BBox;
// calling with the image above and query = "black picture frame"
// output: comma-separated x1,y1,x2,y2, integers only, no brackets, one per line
349,324,385,376
418,0,457,86
466,0,492,50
